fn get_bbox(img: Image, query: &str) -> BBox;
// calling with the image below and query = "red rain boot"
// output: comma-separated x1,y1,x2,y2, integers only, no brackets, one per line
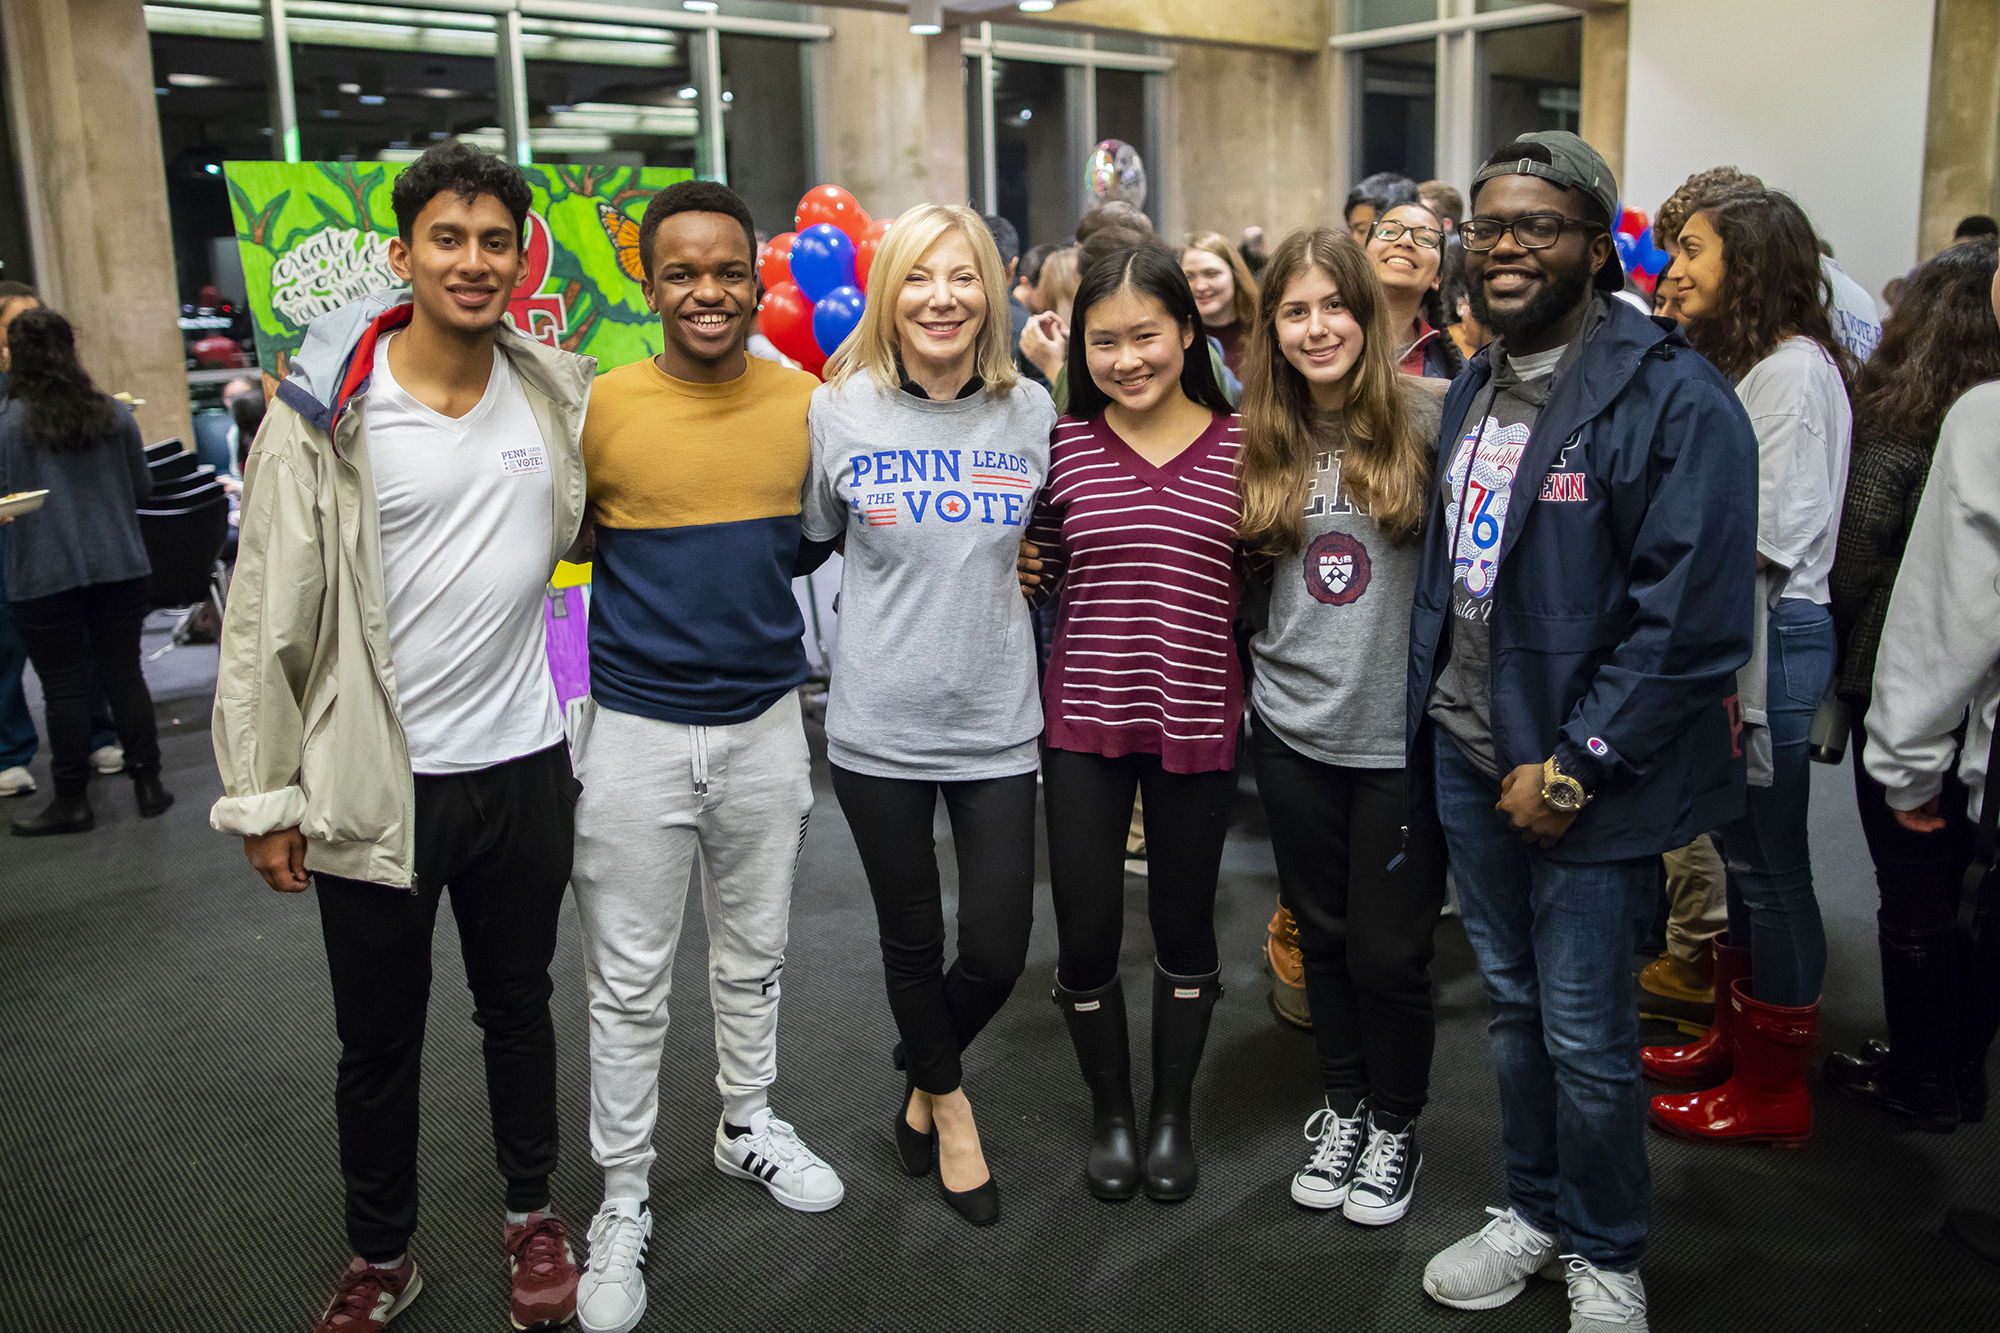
1649,978,1817,1146
1642,936,1750,1084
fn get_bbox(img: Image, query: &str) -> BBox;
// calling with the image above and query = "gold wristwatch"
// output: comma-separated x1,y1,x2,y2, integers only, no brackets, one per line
1541,756,1591,814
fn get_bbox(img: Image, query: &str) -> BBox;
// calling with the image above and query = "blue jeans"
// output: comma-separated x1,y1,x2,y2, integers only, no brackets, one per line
1718,597,1834,1007
1434,733,1654,1271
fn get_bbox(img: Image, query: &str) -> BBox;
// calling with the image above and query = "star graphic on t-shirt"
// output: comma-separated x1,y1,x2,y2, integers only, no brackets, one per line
939,495,967,519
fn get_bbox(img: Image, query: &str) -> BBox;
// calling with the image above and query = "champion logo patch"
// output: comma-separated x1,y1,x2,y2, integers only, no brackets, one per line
1174,987,1201,999
1586,737,1609,757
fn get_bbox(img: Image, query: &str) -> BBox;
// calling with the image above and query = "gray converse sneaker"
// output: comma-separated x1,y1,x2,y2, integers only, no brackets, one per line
1289,1102,1367,1209
1563,1255,1649,1332
1422,1206,1564,1310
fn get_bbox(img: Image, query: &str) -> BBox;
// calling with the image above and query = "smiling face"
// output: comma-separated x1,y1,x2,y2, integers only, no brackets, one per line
642,210,755,375
1365,203,1443,306
1667,211,1727,324
388,190,525,337
1463,174,1609,344
1083,284,1194,416
1274,266,1364,408
893,228,987,380
1182,248,1237,326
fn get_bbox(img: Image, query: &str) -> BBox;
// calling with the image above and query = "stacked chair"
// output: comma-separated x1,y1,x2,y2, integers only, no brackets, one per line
137,439,231,660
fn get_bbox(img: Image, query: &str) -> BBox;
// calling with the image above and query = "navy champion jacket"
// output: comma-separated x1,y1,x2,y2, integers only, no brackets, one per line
1406,295,1759,863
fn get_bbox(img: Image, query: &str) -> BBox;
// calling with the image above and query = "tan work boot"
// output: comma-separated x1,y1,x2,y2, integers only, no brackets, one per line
1266,902,1312,1030
1639,952,1715,1007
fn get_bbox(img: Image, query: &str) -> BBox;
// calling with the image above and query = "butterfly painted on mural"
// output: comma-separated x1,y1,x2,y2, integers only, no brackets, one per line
596,202,646,283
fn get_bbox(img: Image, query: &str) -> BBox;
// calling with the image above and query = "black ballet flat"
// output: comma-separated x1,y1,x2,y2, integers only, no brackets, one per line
894,1101,936,1177
939,1173,999,1226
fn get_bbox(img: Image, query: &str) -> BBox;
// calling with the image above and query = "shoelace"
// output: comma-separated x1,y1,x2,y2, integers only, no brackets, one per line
1475,1205,1552,1259
587,1209,645,1276
506,1215,571,1278
747,1116,821,1171
1564,1257,1646,1319
1351,1126,1408,1194
324,1266,399,1324
1300,1107,1363,1180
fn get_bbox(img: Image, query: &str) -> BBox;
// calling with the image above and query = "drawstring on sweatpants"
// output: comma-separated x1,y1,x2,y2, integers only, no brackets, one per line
691,726,710,795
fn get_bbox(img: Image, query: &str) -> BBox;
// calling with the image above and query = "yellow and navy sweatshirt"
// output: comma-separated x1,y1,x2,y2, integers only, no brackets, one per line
581,354,820,725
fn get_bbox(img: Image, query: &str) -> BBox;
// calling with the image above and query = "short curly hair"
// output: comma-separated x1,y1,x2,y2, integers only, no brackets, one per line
1655,165,1762,252
391,141,532,242
636,180,757,281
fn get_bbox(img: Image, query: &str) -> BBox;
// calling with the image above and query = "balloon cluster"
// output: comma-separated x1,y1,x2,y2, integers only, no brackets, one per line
758,185,895,379
1614,206,1671,296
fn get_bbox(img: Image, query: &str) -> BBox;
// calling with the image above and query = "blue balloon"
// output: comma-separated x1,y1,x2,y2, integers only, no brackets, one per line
791,223,857,304
812,285,867,356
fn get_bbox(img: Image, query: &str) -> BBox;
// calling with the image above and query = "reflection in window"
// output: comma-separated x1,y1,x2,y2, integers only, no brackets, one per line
523,49,697,173
1349,0,1438,30
1482,20,1581,150
992,59,1069,249
292,45,499,163
1359,39,1436,181
720,35,809,240
150,33,270,328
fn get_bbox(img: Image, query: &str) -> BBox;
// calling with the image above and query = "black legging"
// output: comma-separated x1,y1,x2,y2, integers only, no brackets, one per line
11,577,160,796
1250,713,1446,1122
1042,746,1236,991
829,766,1037,1097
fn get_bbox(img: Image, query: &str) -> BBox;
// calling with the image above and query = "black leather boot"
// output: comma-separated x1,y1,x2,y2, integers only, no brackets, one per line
132,769,175,819
1143,962,1221,1202
1826,927,1960,1132
1958,916,2000,1124
11,790,94,836
1054,976,1138,1201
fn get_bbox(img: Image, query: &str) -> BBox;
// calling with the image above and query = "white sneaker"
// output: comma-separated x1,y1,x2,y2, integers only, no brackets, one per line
0,766,35,797
575,1198,650,1333
713,1107,845,1212
89,744,124,775
1422,1206,1564,1310
1289,1102,1366,1209
1563,1255,1649,1332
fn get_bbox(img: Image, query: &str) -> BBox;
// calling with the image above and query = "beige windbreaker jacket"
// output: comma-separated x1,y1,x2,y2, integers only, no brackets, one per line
209,291,592,887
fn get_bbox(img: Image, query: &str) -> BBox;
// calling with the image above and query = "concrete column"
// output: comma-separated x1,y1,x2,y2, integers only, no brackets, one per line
1580,4,1630,190
812,8,961,217
2,0,191,448
921,32,968,208
1918,0,2000,260
1166,44,1336,245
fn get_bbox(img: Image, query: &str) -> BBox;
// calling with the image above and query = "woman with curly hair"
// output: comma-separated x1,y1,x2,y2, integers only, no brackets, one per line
1822,237,2000,1133
1645,188,1853,1145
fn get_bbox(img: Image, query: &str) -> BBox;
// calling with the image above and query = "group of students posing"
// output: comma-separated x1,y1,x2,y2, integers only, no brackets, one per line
204,127,1997,1333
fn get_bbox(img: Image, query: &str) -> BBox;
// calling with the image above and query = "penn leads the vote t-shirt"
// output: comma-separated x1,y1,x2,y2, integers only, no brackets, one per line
365,333,564,774
802,375,1056,780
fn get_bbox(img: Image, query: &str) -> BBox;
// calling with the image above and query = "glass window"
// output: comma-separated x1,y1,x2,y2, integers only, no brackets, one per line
990,25,1080,47
521,44,698,172
1358,39,1436,181
1090,33,1156,55
991,58,1070,249
1094,67,1152,221
719,35,809,240
1481,20,1582,147
291,44,499,164
1476,0,1539,11
1348,0,1438,31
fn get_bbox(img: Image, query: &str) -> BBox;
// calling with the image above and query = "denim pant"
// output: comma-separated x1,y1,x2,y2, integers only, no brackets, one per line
1434,733,1654,1271
1717,597,1835,1007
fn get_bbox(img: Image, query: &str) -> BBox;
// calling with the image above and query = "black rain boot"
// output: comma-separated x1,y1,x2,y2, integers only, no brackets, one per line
11,789,94,837
132,769,175,819
1053,976,1139,1201
1826,926,1961,1132
1957,916,2000,1124
1143,962,1221,1202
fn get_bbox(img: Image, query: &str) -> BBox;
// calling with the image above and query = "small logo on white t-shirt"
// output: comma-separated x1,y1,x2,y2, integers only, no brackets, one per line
499,446,547,476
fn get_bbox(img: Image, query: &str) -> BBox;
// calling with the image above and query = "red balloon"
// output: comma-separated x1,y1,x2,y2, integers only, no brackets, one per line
758,232,795,291
855,215,895,293
796,185,872,243
759,280,819,366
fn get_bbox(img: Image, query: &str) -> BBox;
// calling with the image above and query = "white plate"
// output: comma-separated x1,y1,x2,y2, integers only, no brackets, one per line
0,490,49,519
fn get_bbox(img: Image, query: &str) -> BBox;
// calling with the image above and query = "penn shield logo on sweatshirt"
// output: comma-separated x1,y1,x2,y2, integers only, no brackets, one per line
1304,531,1372,606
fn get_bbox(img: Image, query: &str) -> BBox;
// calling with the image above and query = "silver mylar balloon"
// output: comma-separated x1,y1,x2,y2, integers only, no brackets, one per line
1087,139,1147,212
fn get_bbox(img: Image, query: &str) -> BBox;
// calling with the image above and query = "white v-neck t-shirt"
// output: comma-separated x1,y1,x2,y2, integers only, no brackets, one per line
366,334,563,773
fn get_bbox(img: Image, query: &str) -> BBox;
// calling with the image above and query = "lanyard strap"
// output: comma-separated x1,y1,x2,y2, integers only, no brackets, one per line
1447,378,1506,579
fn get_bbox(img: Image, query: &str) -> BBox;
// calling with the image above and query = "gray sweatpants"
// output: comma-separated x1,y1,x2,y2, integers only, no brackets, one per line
570,693,814,1203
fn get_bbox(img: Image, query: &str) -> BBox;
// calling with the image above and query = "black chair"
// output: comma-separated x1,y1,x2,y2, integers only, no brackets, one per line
144,438,185,465
149,449,199,484
137,492,230,659
147,465,218,503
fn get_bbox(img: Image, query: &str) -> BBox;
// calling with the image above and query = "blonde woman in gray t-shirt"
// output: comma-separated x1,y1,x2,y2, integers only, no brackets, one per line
1237,228,1448,1228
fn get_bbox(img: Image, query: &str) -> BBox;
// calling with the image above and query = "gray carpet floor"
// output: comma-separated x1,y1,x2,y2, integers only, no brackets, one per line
2,697,1997,1332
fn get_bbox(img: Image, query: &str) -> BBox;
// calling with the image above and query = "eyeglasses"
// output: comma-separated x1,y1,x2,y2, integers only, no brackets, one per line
1461,214,1603,252
1370,220,1443,250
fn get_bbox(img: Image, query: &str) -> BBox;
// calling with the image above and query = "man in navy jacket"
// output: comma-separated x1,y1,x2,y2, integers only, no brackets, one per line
1408,133,1756,1331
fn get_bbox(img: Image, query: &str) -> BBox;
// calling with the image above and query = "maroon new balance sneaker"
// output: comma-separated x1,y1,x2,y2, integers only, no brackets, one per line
313,1254,422,1332
504,1209,580,1331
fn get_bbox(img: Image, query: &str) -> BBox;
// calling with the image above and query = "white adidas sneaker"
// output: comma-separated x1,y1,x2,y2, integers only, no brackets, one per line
575,1198,650,1333
713,1107,846,1213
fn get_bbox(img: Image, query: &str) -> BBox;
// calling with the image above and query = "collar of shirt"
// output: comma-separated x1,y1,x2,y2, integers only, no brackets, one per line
897,366,985,401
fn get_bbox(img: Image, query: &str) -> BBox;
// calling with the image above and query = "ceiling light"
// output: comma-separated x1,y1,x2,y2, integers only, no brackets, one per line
167,72,228,88
683,0,718,9
358,94,385,105
721,90,733,102
1019,107,1032,121
1019,0,1056,10
678,86,698,99
338,81,360,94
908,0,942,35
203,163,222,175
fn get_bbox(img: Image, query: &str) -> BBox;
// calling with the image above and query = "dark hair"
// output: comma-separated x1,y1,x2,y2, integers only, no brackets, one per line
1684,189,1853,385
390,141,532,243
230,390,266,474
0,280,36,303
981,214,1020,270
1020,243,1055,287
1345,172,1419,223
1065,246,1233,423
1955,214,2000,241
1075,201,1151,244
636,179,757,281
4,308,121,453
1078,223,1166,279
1472,140,1611,232
1438,232,1471,326
1852,237,2000,443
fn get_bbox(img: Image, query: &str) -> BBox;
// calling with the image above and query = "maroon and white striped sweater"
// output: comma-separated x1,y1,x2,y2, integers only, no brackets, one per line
1028,412,1244,773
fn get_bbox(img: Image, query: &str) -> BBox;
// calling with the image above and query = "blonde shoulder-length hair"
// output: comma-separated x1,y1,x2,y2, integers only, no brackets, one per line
824,203,1021,396
1183,232,1259,329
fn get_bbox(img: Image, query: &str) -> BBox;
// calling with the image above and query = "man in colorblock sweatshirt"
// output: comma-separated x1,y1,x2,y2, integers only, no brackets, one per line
209,144,589,1333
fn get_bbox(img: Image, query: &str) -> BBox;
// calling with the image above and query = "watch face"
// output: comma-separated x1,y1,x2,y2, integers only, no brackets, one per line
1545,782,1585,813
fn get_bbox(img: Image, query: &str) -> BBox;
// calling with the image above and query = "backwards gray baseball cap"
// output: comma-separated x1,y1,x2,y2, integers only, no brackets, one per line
1470,130,1624,291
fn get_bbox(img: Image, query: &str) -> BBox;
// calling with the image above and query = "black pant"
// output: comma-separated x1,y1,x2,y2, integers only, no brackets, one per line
10,577,159,795
1851,718,1975,936
1043,746,1236,991
830,765,1036,1097
1251,714,1446,1121
316,742,578,1261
